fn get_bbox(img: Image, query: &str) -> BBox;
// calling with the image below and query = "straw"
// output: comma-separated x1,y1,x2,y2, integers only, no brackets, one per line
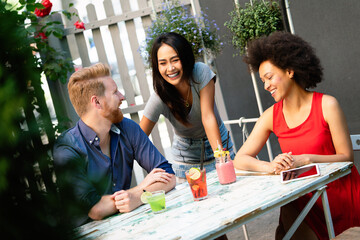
200,139,205,170
226,131,230,151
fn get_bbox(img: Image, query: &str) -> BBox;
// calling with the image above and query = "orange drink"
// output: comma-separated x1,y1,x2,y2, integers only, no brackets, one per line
185,168,208,201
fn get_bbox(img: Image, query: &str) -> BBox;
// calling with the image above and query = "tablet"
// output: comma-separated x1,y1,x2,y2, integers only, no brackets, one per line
280,164,320,183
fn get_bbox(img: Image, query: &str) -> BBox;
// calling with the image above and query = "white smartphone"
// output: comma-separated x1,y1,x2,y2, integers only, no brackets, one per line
280,164,320,184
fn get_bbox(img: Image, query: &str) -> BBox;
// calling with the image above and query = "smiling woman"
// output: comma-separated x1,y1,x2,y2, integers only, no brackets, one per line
233,31,360,240
157,44,185,90
259,60,295,103
139,32,235,181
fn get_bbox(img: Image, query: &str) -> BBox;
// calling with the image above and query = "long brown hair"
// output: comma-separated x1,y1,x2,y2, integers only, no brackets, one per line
150,32,195,125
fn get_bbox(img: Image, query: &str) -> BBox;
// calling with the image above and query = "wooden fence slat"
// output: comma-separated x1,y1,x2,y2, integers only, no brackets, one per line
86,4,109,66
138,0,152,30
117,0,144,126
136,0,166,147
121,0,150,101
65,34,80,62
75,32,91,67
66,7,91,67
64,7,81,62
64,7,152,35
103,0,136,105
149,122,165,156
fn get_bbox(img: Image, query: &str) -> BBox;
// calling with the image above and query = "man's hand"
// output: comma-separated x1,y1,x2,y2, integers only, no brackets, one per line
111,169,175,214
138,168,173,190
112,190,142,213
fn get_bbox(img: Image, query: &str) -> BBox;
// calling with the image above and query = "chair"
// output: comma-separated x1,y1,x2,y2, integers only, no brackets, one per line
332,134,360,239
223,117,274,161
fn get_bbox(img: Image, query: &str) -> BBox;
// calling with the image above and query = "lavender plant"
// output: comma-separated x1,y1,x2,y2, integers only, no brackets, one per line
142,1,222,62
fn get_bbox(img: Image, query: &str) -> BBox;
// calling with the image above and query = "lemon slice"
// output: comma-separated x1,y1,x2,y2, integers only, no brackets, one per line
141,190,152,203
189,167,201,180
214,150,221,158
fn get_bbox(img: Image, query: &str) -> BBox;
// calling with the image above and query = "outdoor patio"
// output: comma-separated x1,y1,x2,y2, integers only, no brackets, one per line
1,0,359,239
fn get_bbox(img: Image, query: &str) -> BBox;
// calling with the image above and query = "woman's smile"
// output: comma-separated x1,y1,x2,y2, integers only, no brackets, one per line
157,43,184,87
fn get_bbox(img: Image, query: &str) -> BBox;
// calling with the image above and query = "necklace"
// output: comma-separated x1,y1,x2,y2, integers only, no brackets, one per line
184,86,191,108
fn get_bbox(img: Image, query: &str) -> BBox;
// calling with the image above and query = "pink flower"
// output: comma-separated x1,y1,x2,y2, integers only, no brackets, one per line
35,32,48,40
74,20,85,30
34,0,53,17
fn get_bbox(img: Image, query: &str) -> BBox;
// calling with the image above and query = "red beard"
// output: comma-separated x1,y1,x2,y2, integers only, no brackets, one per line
102,101,124,123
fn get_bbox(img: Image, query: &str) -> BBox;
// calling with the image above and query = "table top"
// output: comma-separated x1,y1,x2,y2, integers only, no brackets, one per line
74,162,353,240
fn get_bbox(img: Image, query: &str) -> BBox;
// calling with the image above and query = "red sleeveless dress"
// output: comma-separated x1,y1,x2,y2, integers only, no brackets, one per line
273,92,360,239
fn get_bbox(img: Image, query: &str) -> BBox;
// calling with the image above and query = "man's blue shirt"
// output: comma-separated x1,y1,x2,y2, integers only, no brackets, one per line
53,118,174,213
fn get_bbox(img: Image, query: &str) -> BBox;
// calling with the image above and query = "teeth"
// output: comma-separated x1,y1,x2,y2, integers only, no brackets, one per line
168,72,179,78
271,90,276,94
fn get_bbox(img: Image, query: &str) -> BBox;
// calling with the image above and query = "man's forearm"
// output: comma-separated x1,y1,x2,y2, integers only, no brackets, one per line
88,195,117,220
140,174,176,193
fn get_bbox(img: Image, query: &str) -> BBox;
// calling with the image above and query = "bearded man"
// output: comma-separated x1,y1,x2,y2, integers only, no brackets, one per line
53,63,175,226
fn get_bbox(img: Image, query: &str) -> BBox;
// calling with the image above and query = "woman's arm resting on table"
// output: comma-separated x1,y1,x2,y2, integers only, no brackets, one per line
233,107,293,174
292,95,354,166
200,79,223,151
140,116,156,136
233,107,273,172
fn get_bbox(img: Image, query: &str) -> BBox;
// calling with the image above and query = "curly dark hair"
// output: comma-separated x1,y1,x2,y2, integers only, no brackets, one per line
243,31,323,89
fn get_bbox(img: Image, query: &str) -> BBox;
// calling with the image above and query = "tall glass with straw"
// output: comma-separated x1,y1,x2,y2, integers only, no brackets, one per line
215,131,237,184
185,139,208,201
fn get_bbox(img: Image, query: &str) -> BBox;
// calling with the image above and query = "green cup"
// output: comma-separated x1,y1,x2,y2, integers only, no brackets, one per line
146,190,166,213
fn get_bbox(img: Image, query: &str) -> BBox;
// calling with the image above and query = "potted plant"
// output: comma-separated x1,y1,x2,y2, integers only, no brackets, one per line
225,0,284,55
141,0,223,62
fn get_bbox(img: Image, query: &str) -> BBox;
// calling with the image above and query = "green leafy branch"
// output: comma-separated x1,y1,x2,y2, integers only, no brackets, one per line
225,0,284,55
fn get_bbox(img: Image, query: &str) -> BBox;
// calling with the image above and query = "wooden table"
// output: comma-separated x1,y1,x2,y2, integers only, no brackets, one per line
74,162,353,240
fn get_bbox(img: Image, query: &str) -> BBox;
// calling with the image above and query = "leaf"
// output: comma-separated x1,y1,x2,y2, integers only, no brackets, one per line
62,11,72,20
53,30,63,39
26,4,36,11
26,25,37,34
34,3,45,9
224,0,283,55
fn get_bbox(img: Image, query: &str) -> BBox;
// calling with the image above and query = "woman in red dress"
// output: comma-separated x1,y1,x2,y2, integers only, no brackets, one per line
233,32,360,239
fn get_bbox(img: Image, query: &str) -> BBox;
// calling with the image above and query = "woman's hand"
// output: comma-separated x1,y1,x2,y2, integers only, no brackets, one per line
271,152,294,174
138,168,173,190
291,154,311,168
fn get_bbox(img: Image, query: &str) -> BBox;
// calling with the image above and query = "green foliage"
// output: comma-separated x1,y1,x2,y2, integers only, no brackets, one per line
225,0,284,55
142,0,222,62
0,1,80,238
17,2,76,84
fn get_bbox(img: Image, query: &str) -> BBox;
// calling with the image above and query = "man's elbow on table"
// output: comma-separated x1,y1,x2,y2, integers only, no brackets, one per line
88,195,117,221
88,207,104,221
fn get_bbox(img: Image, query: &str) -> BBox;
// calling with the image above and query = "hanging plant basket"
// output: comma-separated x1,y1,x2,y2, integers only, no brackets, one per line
225,0,284,55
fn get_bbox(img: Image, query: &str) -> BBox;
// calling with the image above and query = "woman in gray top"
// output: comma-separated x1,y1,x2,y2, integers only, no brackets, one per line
140,32,234,179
